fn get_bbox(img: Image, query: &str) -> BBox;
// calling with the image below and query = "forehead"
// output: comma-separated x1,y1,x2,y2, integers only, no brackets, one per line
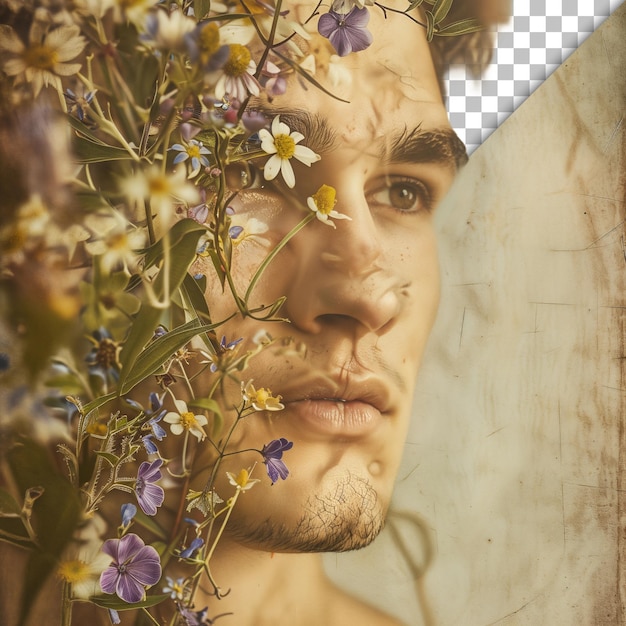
261,1,452,152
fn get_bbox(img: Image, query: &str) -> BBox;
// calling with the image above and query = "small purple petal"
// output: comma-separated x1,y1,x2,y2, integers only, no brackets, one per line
317,11,339,37
138,458,163,482
116,571,146,603
100,566,119,595
266,457,289,483
345,5,371,27
126,545,162,585
136,482,165,516
108,609,121,625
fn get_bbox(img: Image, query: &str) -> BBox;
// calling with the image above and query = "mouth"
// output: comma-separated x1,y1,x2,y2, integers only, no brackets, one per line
279,378,393,439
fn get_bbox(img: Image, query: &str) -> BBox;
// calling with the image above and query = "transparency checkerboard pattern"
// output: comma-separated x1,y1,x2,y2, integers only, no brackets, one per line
445,0,625,154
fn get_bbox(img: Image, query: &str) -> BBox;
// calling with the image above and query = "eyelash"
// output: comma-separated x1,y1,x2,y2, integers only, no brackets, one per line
367,177,433,215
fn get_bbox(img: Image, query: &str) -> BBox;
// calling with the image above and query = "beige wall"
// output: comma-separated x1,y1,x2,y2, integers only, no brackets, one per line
326,5,626,624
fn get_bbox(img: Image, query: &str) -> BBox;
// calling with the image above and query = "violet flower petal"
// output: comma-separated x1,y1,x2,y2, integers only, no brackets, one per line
116,572,146,603
127,545,162,585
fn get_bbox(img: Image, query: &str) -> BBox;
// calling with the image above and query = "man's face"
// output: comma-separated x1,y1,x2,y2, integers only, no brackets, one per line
195,4,464,552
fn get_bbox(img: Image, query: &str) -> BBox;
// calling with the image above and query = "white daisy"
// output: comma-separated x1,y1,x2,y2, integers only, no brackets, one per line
258,116,321,189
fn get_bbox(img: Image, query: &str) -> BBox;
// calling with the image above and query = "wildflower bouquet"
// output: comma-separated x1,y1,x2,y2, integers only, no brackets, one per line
0,0,479,624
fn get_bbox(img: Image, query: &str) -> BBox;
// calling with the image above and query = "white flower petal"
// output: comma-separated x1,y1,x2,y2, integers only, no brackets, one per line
271,115,282,136
173,398,188,413
280,159,295,188
263,155,282,181
290,131,305,144
293,145,320,166
0,26,24,53
170,423,184,436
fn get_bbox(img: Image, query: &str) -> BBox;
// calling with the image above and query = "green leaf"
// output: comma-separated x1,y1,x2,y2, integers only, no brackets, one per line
120,319,221,395
72,135,133,163
7,440,81,626
81,390,118,416
435,17,484,36
94,451,120,466
188,397,222,414
425,10,435,41
193,0,213,19
131,509,168,541
89,593,170,610
0,487,22,517
142,219,207,270
118,220,207,392
432,0,454,23
182,273,212,325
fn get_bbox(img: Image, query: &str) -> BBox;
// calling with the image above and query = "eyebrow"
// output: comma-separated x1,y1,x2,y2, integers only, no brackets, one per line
387,126,469,170
254,106,468,170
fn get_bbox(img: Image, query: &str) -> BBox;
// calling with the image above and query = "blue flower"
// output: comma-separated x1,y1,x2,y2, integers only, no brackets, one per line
261,438,294,484
169,140,211,174
179,537,204,559
135,459,165,516
317,7,373,57
121,503,137,528
65,88,96,123
142,434,159,455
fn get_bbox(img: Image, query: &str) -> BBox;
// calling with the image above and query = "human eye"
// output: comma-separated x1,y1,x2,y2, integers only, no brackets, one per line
367,176,433,215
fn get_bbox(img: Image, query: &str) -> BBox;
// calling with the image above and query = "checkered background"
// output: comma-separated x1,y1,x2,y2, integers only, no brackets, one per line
445,0,625,154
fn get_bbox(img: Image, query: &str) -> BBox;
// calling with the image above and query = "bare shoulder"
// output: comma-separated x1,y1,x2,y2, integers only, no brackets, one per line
324,582,408,626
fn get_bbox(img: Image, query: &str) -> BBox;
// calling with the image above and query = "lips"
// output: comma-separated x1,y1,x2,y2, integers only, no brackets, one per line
278,377,393,439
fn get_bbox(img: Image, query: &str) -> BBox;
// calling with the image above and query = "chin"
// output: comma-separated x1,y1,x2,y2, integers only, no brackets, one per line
226,470,388,553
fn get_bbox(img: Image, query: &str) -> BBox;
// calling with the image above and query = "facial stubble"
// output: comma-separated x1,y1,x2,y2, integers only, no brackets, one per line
226,471,385,553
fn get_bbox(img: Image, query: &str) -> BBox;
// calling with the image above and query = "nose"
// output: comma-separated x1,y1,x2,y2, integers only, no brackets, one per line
281,190,402,335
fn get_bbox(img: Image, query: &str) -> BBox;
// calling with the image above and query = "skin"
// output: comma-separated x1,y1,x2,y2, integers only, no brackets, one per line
181,3,466,624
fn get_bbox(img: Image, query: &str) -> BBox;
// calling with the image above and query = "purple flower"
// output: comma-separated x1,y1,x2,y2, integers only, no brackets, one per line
261,438,294,484
135,459,165,516
100,533,161,604
176,603,210,626
317,7,373,57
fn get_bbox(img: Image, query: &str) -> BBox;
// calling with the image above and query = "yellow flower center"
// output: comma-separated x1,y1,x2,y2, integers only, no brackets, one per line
199,23,220,57
234,468,251,488
274,134,296,160
255,388,270,406
106,231,129,251
311,184,337,215
187,144,201,159
181,411,198,430
148,176,170,196
58,559,89,584
24,44,58,71
224,44,251,78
